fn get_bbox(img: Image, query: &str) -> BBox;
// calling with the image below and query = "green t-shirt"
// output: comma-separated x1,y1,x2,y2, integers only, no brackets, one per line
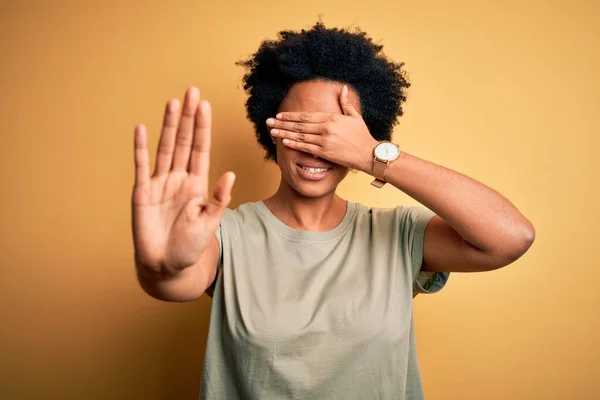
201,201,449,399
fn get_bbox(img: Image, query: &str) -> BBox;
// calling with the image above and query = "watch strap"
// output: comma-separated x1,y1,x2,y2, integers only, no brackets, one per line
370,159,388,188
370,178,386,188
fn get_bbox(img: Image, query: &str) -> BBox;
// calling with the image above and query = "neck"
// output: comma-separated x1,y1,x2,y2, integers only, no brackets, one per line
264,179,347,232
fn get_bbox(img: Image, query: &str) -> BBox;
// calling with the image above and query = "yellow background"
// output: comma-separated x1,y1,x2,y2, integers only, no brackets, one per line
1,1,598,399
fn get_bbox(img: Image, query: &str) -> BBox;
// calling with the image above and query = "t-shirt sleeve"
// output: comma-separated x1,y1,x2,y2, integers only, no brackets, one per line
209,209,231,294
403,206,450,296
215,223,224,272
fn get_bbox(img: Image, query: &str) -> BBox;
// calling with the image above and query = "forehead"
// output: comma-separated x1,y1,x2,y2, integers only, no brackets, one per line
277,80,361,114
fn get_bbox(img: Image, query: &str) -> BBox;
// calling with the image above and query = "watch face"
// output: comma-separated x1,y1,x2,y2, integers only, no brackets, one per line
375,142,400,161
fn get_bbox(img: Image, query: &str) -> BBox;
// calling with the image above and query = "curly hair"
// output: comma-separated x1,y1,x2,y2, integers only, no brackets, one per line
237,21,411,161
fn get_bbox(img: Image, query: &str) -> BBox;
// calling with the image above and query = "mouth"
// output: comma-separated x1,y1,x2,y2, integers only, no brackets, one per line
296,163,334,181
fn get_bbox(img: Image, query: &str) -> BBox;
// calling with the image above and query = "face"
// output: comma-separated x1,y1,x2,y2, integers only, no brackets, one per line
273,80,362,199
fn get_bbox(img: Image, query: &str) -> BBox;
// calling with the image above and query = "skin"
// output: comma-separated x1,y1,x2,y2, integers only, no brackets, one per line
269,80,536,273
132,88,233,301
263,80,363,232
132,82,535,302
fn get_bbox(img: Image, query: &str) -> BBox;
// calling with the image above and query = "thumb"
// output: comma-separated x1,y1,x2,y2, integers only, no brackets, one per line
205,171,236,220
340,85,360,117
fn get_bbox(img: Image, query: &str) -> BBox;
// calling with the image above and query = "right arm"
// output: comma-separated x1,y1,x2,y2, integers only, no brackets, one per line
135,236,220,302
131,86,235,302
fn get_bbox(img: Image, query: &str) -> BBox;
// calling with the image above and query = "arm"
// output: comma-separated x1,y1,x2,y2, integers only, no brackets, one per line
267,86,535,273
383,151,535,273
132,87,234,302
136,236,220,302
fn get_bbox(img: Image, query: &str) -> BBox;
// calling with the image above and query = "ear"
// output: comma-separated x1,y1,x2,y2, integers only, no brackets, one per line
340,85,360,117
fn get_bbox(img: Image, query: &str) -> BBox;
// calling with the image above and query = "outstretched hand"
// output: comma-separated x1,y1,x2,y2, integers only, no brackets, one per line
132,87,235,273
267,85,378,173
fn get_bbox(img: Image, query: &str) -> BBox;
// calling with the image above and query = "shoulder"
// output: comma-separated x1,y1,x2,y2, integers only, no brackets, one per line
351,203,435,241
353,202,435,223
219,201,269,234
222,201,260,220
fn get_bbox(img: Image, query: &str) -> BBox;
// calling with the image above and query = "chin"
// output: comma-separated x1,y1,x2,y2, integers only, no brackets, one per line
277,157,349,198
288,164,348,199
292,181,338,199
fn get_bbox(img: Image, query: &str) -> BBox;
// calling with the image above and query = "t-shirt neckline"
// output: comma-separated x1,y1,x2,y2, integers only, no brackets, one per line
255,200,356,242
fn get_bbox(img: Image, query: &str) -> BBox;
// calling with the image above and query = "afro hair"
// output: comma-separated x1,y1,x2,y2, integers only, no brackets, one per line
237,21,411,161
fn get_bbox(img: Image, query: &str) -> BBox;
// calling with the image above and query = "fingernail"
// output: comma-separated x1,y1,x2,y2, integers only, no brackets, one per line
266,118,275,126
199,100,209,112
276,113,283,119
187,87,198,99
271,129,279,136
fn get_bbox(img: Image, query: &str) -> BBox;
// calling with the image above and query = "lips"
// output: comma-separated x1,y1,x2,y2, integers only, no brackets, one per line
295,162,333,181
298,165,330,173
296,161,334,170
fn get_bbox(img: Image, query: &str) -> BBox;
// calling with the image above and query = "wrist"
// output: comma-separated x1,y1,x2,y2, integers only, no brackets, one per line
357,139,378,174
367,141,403,188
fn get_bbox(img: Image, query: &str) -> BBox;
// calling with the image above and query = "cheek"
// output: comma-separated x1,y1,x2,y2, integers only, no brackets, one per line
275,144,297,170
275,144,286,165
335,167,350,181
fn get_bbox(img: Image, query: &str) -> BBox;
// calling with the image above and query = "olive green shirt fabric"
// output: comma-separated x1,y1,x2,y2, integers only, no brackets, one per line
201,201,449,399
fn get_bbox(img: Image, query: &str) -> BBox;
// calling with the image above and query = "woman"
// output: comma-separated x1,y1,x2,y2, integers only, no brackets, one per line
131,22,535,400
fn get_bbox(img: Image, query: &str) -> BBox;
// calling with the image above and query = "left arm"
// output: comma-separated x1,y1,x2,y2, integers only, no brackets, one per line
268,85,535,273
380,151,535,273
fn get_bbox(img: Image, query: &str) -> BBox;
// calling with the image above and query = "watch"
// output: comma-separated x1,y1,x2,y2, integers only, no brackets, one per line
370,142,400,188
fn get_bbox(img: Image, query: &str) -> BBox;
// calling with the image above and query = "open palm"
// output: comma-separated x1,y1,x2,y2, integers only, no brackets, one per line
132,87,235,273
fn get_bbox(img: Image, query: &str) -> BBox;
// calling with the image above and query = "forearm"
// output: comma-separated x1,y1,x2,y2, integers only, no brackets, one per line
134,240,219,302
135,260,200,302
379,152,535,256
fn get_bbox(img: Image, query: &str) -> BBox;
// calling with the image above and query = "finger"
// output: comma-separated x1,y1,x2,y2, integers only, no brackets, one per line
340,85,360,117
153,98,180,177
172,87,200,171
134,124,150,187
274,112,332,123
266,117,324,134
270,129,322,145
189,101,211,186
281,138,321,156
205,172,236,219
